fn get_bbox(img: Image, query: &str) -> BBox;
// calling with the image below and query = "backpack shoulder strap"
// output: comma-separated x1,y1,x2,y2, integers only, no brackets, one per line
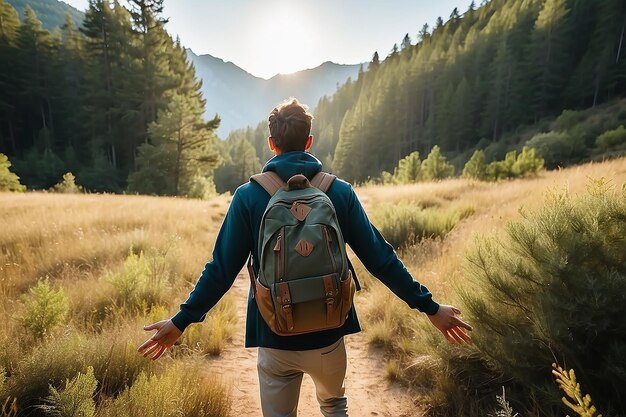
310,172,337,193
250,171,286,196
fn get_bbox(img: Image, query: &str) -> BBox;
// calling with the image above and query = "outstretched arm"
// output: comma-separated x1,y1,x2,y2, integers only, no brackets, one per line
138,189,253,359
341,184,472,343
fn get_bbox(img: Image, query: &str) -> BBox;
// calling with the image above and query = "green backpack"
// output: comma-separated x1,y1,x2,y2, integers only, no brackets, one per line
247,171,357,336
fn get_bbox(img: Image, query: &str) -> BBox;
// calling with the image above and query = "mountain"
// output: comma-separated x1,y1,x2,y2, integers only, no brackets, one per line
6,0,83,30
187,49,363,137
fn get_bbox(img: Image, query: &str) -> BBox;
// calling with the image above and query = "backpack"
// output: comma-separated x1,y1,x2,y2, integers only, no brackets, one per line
246,171,358,336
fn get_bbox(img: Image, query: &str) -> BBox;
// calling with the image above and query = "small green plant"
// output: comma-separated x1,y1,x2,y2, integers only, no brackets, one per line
21,278,69,339
107,249,170,312
372,202,473,248
0,153,26,192
98,364,231,417
552,363,602,417
178,296,237,356
511,146,544,177
596,125,626,152
53,172,83,194
40,366,97,417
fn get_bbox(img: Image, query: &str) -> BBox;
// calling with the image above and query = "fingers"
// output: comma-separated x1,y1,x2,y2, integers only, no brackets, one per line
137,338,158,353
142,342,162,358
143,321,164,331
451,326,471,343
452,316,473,331
442,329,457,344
452,306,461,315
151,345,167,360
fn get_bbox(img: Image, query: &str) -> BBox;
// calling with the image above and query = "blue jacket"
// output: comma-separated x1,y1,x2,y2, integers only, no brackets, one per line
171,151,439,350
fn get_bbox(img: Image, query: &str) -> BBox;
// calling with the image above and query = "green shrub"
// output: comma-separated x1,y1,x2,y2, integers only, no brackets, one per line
0,153,26,192
511,146,544,177
40,366,97,417
394,151,422,183
461,150,487,180
421,145,454,181
178,296,237,356
486,150,516,180
458,180,626,415
52,172,83,194
526,130,586,168
107,249,170,313
7,332,153,409
373,202,473,248
21,278,69,340
595,125,626,152
98,364,231,417
554,109,585,132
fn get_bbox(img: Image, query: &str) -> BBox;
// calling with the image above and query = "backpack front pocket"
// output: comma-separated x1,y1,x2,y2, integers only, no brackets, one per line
269,273,345,335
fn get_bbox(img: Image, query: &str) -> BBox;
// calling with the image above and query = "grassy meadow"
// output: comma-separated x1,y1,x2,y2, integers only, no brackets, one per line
1,157,625,416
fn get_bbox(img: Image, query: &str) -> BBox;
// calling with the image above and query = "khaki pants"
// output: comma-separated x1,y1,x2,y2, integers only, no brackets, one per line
257,338,348,417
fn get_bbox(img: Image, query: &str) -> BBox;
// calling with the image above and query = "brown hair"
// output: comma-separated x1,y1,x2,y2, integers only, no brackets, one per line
268,98,313,152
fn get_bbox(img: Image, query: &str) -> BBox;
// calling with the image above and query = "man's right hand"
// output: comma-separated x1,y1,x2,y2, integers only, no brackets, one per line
427,304,473,344
137,319,183,360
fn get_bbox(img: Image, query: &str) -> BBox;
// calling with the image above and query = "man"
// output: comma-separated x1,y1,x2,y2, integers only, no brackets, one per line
138,98,472,417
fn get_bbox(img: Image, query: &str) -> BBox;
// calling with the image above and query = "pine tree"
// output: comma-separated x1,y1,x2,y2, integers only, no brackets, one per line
461,149,487,180
129,94,219,196
393,151,421,183
0,152,25,191
421,145,454,180
0,0,20,154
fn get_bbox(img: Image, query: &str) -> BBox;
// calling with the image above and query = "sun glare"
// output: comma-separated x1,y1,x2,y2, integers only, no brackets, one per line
248,4,319,78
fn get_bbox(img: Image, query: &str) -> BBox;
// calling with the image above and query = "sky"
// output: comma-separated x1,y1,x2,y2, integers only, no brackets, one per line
62,0,475,79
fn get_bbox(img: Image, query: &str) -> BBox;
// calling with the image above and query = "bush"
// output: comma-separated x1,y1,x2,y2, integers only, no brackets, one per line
554,109,585,132
0,153,26,192
595,125,626,152
21,278,69,340
511,146,544,177
97,364,231,417
421,146,454,181
107,249,170,313
52,172,83,194
462,150,488,180
40,366,97,417
526,130,586,168
372,202,473,248
458,180,626,415
486,150,516,180
178,296,237,356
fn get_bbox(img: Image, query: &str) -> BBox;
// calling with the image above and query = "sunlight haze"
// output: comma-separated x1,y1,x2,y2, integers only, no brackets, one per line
61,0,475,78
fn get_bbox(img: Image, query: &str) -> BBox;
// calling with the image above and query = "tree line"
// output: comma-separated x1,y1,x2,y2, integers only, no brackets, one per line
311,0,626,183
0,0,220,196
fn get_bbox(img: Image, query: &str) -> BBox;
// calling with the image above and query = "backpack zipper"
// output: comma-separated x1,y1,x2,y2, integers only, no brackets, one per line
324,225,338,274
273,230,282,283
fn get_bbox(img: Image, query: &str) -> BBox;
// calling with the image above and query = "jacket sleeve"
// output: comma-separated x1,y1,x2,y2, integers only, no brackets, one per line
171,188,253,331
342,184,439,315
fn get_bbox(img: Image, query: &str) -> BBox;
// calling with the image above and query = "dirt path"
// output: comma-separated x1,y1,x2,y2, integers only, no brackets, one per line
206,273,422,417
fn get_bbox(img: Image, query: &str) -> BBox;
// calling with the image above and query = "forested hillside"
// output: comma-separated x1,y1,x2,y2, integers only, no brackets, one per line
0,0,220,195
311,0,626,182
6,0,83,29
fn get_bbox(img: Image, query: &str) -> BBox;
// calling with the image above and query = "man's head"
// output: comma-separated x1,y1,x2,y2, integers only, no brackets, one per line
268,98,313,154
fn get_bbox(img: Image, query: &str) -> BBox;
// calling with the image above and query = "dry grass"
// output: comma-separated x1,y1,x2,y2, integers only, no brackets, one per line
0,192,233,416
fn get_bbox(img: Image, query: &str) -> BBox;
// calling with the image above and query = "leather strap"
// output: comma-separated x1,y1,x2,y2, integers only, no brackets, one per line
323,275,336,324
277,282,294,331
250,171,286,196
310,172,337,193
347,259,361,291
247,255,257,299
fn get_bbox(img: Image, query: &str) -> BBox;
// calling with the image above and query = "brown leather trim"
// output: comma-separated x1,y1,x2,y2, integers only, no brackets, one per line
277,282,294,331
310,172,337,193
250,172,286,196
290,202,312,221
295,239,314,257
